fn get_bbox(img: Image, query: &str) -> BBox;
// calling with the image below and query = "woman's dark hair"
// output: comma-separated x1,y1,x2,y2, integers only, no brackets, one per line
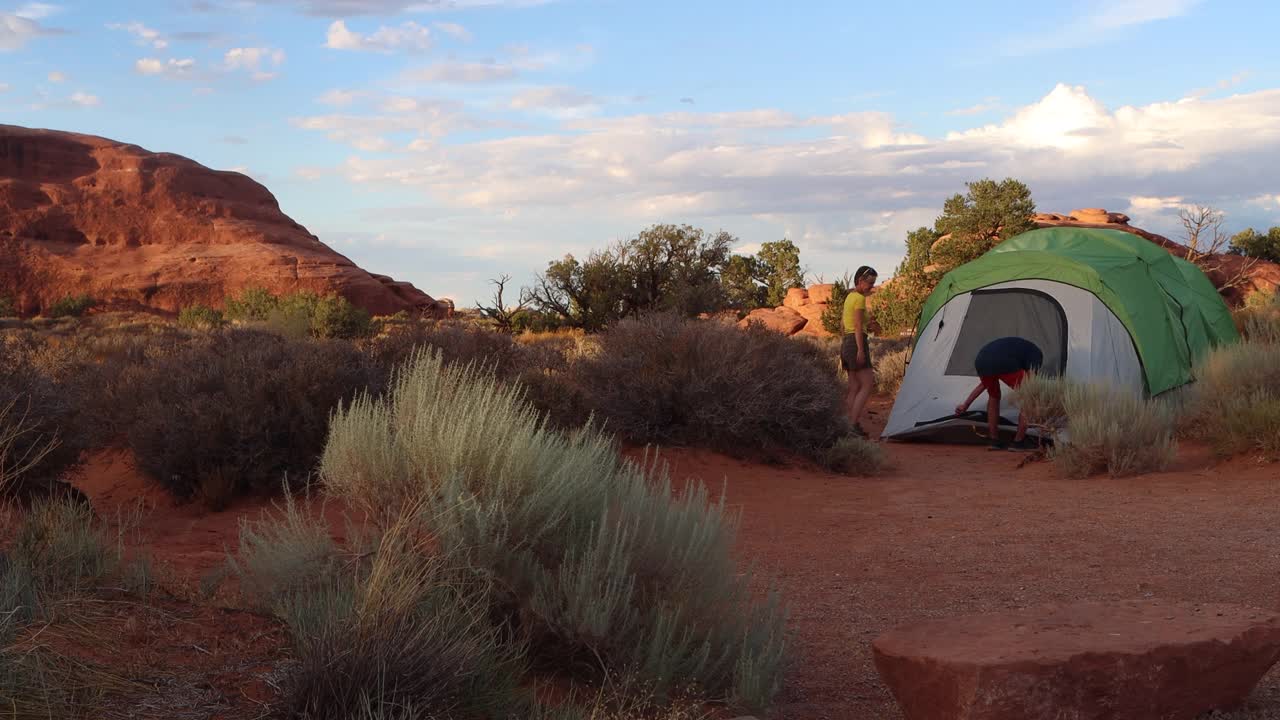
854,265,878,283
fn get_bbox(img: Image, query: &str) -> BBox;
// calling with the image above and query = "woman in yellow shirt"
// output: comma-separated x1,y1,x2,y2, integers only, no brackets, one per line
840,266,878,435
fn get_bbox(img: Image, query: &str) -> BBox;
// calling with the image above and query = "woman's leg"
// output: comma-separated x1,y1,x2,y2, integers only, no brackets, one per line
850,367,875,427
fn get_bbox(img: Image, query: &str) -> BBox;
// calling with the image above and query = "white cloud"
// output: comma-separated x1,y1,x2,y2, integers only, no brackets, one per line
15,3,57,20
46,70,65,82
1006,0,1201,55
224,47,286,80
0,82,11,92
510,86,597,109
260,0,555,15
433,21,471,41
945,97,1000,116
70,91,99,107
1127,196,1185,211
1247,194,1280,209
1,11,48,50
135,57,196,77
402,60,518,84
319,88,364,106
325,19,431,52
108,21,168,49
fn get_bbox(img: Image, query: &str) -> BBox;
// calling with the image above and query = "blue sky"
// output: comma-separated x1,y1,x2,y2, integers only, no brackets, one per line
4,0,1280,305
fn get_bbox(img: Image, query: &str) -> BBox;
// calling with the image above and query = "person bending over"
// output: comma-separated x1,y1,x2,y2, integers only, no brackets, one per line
955,336,1043,451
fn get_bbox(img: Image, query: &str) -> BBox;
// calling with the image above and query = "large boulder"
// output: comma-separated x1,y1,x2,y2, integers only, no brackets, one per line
783,287,810,309
873,599,1280,720
795,302,831,336
807,283,835,305
737,306,806,336
0,124,447,317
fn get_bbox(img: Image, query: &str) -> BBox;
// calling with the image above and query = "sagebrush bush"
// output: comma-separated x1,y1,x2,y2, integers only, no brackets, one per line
821,435,886,476
570,313,846,459
874,346,911,395
223,287,279,322
1235,290,1280,345
319,350,786,712
0,339,92,498
225,288,372,339
177,304,225,330
229,498,526,719
47,295,96,319
121,329,380,504
1186,340,1280,458
368,320,526,379
1017,377,1177,478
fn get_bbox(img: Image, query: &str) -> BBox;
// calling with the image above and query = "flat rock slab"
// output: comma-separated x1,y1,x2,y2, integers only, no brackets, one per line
872,599,1280,720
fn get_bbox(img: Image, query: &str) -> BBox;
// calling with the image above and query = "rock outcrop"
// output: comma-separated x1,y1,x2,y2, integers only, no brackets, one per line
0,124,448,317
737,283,837,337
1034,210,1280,305
873,599,1280,720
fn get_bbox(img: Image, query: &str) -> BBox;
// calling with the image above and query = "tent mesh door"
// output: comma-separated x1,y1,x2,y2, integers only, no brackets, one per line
943,289,1068,377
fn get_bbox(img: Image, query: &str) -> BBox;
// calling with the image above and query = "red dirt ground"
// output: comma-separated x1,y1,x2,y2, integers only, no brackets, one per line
61,395,1280,720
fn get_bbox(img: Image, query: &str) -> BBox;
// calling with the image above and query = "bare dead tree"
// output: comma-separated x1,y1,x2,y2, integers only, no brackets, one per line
475,274,528,333
1179,204,1257,293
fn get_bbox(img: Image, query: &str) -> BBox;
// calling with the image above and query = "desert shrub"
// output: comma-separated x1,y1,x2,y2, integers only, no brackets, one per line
1235,290,1280,344
866,279,929,337
570,313,846,460
0,340,91,497
121,329,379,504
6,499,113,610
228,497,525,719
310,293,372,339
368,320,525,379
177,304,225,330
874,346,911,395
223,287,280,322
1185,340,1280,458
319,350,786,712
0,295,14,317
1017,376,1176,478
46,295,96,319
820,435,886,476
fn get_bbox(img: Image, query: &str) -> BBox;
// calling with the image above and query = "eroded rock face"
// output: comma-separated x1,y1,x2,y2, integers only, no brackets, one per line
737,306,807,335
0,124,447,317
873,599,1280,720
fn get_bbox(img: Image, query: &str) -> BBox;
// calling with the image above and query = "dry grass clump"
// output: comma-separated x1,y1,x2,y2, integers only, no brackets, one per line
1015,375,1177,478
1183,338,1280,459
820,435,887,476
874,346,911,395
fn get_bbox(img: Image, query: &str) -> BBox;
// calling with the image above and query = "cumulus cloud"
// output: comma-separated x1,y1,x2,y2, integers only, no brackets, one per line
135,57,197,77
293,83,1280,230
69,91,99,106
292,94,498,150
108,21,168,49
325,19,431,52
224,46,286,80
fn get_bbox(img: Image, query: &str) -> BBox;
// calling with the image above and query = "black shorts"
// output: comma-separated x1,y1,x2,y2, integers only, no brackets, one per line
840,333,873,372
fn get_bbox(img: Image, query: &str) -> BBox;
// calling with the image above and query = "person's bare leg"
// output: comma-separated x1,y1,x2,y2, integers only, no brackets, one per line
850,368,875,428
845,371,861,423
987,391,1001,440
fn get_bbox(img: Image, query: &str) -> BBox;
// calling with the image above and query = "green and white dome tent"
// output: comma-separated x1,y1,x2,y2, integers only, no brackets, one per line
881,226,1239,442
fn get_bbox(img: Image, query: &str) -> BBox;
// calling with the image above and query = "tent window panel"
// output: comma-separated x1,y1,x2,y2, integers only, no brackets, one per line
943,289,1068,377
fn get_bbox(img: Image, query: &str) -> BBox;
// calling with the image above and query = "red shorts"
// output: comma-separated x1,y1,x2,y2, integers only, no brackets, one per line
980,370,1027,394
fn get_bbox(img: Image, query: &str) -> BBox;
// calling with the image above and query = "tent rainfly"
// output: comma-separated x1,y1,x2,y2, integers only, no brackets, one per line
882,226,1239,442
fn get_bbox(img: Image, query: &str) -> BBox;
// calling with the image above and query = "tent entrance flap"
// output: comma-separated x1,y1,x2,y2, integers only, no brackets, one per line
942,288,1068,377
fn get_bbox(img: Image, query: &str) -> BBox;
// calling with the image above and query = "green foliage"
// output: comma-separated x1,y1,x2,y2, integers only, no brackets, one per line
223,287,279,322
867,278,929,336
310,293,373,339
1185,337,1280,459
758,239,805,307
1229,227,1280,263
820,434,886,476
319,349,786,712
721,254,767,311
569,313,848,460
1016,376,1177,478
934,177,1036,251
176,304,224,330
120,330,379,504
526,224,734,330
510,308,566,334
47,295,96,319
820,273,852,335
